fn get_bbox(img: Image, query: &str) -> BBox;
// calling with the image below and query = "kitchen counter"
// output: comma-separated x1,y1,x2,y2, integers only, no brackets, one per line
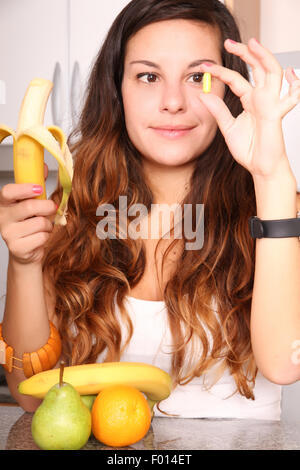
1,405,300,450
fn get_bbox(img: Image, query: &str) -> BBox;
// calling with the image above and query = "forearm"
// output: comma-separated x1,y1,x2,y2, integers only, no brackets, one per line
2,256,50,410
250,169,300,384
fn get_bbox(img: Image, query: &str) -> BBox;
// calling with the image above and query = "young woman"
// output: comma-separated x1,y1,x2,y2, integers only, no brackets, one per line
1,0,300,419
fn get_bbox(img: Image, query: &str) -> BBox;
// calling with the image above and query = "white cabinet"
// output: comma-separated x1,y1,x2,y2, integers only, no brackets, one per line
69,0,130,130
0,0,130,169
0,0,69,142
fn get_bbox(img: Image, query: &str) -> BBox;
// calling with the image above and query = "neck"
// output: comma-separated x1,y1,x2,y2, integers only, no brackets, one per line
142,158,195,205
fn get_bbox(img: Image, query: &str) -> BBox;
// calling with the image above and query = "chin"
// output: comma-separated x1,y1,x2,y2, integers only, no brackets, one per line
151,150,199,166
140,144,195,164
144,155,192,167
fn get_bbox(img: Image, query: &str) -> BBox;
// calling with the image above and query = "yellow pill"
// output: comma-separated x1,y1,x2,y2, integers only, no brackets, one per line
203,72,211,93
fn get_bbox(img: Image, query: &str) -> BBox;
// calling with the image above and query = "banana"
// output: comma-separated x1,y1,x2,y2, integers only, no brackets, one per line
0,78,73,226
18,362,173,408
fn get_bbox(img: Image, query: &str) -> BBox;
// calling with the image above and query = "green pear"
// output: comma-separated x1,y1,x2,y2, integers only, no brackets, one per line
31,362,91,450
80,394,97,411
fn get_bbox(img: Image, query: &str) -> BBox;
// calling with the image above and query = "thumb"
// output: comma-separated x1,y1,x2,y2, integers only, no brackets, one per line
198,93,235,136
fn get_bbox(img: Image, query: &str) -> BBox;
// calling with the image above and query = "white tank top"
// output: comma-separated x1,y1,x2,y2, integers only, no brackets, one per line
95,294,282,420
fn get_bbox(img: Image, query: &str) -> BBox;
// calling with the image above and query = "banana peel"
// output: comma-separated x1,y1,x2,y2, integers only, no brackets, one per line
0,78,73,226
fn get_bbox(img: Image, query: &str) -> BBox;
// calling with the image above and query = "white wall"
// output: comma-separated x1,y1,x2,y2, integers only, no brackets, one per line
260,0,300,53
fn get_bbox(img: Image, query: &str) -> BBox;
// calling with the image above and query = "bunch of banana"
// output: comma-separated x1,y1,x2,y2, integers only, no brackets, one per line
18,361,173,414
0,78,73,226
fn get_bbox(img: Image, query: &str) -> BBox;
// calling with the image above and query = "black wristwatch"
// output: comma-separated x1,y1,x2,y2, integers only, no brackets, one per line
249,212,300,239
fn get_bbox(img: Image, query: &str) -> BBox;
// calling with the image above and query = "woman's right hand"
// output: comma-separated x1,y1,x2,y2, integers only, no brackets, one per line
0,163,57,266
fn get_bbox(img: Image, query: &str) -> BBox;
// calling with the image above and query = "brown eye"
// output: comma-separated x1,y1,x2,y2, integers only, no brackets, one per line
137,73,158,83
188,73,204,84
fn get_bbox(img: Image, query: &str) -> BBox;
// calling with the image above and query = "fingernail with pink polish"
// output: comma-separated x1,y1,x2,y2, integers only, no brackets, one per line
228,39,237,44
32,185,43,194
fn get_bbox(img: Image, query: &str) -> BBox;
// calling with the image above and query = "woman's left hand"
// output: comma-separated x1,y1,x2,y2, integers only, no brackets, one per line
198,38,300,181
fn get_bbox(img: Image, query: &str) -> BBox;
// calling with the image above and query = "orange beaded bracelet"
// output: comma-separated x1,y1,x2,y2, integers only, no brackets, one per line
0,321,62,378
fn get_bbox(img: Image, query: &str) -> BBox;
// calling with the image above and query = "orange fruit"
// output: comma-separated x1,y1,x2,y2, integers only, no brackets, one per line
91,385,152,447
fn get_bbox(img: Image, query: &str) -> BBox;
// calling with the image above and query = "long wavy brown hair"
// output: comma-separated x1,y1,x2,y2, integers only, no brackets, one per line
43,0,258,405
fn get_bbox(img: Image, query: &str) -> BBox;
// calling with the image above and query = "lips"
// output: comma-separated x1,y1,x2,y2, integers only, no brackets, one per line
151,126,195,139
152,125,196,130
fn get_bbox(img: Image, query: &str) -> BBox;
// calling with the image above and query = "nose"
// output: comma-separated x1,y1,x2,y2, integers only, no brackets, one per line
160,82,187,114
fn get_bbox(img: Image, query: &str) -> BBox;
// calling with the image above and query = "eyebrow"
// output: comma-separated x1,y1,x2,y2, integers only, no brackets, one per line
129,59,217,69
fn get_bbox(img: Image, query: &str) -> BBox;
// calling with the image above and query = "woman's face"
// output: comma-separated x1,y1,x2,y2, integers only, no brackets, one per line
121,19,225,168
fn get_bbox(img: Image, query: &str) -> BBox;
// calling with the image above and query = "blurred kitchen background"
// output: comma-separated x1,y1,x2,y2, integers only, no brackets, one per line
0,0,300,418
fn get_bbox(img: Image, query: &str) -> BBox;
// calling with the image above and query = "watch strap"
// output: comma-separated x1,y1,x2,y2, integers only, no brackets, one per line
249,216,300,239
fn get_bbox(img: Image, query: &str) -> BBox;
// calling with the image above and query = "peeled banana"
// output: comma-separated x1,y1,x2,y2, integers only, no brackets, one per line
18,361,172,408
0,78,73,226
